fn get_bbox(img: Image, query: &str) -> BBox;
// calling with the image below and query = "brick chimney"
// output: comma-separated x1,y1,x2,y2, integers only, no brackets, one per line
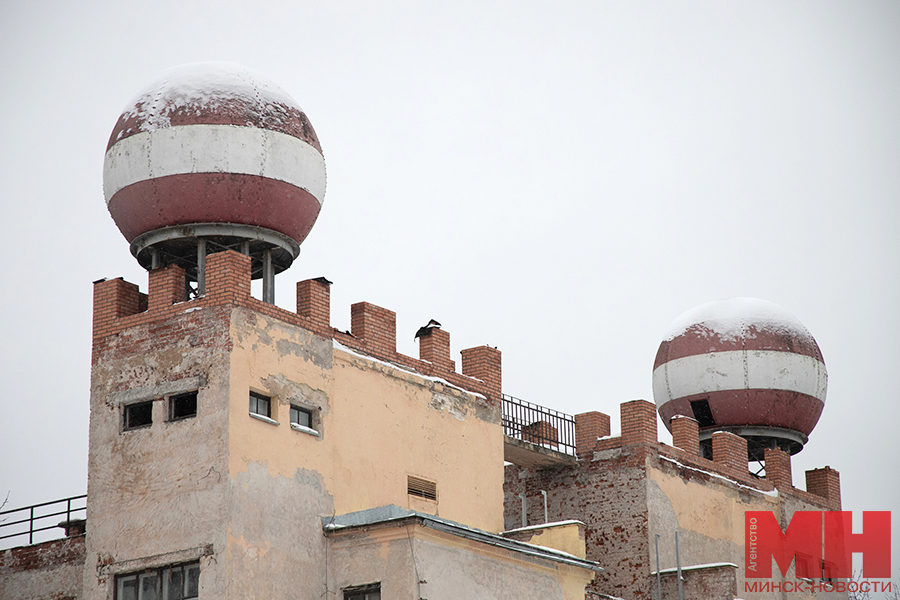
204,250,251,302
805,466,841,509
351,302,397,357
297,277,331,330
574,412,611,455
460,346,501,397
148,263,186,311
671,415,700,456
711,431,748,473
764,446,792,490
418,327,455,372
92,278,144,340
620,400,657,446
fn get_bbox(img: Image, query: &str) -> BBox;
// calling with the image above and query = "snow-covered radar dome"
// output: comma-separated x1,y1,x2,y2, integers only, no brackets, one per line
653,298,827,457
103,62,326,285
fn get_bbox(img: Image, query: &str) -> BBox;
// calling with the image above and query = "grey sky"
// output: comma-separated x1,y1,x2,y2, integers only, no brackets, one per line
1,0,898,582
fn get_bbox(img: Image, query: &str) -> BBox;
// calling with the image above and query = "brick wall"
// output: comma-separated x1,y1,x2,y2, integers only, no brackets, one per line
521,420,559,449
505,446,653,600
653,564,737,600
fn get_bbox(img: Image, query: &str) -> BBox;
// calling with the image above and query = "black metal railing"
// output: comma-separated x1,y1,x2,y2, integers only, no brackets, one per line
501,394,576,455
0,494,86,547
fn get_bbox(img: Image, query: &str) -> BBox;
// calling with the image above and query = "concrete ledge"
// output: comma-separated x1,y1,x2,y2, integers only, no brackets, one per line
504,436,576,468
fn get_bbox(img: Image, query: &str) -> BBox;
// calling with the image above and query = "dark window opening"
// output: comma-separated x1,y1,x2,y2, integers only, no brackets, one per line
690,399,716,428
408,475,437,501
290,405,313,429
249,392,270,418
116,561,199,600
344,583,380,600
124,401,153,430
169,392,197,421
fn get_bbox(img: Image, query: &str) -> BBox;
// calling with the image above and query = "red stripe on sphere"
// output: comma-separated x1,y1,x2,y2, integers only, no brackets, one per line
108,173,322,245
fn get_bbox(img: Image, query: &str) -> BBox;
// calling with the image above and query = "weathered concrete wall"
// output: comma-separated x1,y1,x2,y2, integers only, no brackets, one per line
84,304,232,600
328,523,594,600
0,536,85,600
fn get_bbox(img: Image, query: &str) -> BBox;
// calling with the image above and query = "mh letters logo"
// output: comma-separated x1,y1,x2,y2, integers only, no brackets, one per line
745,511,891,578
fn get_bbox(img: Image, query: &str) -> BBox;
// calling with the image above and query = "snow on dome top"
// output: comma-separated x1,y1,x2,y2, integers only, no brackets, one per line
107,62,321,152
663,297,813,344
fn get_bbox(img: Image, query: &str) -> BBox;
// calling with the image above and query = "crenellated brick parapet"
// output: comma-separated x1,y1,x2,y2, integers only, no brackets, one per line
91,250,500,402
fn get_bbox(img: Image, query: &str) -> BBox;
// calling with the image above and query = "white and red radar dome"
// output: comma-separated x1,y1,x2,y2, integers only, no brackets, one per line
653,298,827,442
103,62,326,248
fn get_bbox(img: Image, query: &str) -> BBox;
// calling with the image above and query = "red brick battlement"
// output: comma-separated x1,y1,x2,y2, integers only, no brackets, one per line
92,250,501,402
570,400,840,510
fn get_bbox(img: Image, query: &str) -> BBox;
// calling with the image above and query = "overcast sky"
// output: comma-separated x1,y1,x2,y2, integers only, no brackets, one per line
1,0,898,581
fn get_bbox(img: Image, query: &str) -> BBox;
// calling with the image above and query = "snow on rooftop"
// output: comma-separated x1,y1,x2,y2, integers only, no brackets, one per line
121,62,303,133
650,562,738,575
663,297,814,343
503,520,585,534
659,456,779,497
332,340,487,400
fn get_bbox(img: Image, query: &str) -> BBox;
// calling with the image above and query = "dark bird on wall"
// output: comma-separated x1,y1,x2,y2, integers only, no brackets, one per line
415,319,442,339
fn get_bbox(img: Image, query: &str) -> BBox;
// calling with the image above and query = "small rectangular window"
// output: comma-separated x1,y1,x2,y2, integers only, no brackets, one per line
124,401,153,430
407,475,437,501
344,583,380,600
169,392,197,421
249,392,270,418
290,405,313,429
116,562,199,600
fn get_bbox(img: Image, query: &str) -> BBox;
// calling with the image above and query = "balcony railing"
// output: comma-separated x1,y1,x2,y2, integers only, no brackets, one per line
0,494,86,547
501,394,576,455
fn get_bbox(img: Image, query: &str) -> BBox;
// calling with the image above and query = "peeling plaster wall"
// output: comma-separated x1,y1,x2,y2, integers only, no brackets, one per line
227,308,504,535
84,300,505,600
646,453,847,600
84,306,232,600
0,536,85,600
328,524,594,600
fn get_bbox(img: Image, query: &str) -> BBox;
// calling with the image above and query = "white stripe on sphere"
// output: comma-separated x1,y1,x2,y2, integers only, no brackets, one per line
103,124,326,206
652,350,827,406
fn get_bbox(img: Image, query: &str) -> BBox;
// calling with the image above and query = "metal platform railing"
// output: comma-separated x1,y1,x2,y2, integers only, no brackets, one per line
501,394,576,455
0,494,86,547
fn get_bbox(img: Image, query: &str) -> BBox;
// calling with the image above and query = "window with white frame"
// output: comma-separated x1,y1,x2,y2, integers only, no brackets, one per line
116,561,199,600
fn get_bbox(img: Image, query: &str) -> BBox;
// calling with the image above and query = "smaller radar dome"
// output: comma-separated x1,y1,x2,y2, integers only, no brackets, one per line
653,298,827,458
103,62,326,284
